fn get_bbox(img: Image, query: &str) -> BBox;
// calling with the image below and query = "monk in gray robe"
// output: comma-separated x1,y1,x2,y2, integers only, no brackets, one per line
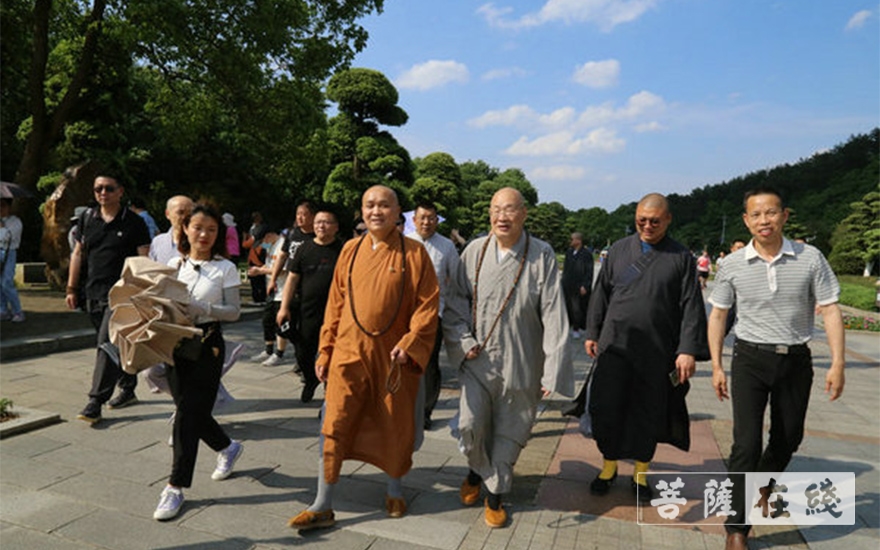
585,193,708,502
444,187,574,528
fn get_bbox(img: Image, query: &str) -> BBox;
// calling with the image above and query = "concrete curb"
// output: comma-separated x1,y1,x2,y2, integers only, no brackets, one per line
0,406,62,439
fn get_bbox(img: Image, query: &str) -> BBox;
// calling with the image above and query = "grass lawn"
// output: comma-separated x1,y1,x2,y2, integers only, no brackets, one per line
838,275,878,311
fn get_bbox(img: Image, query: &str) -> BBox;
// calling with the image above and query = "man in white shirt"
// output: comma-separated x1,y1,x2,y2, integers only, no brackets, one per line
149,195,194,265
406,202,460,429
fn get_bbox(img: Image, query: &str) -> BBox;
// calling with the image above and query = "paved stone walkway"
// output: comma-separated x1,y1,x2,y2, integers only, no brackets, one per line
1,288,878,549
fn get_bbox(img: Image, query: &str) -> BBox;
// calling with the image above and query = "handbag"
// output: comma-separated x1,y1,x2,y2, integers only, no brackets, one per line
577,358,597,438
175,335,203,362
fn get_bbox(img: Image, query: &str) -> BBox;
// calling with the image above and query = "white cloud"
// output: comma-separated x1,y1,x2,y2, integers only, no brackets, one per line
505,128,625,156
478,0,658,32
396,60,469,91
845,9,872,31
482,66,529,81
530,165,587,180
467,90,666,131
538,106,578,128
468,104,537,128
572,59,620,88
635,121,663,132
619,90,664,117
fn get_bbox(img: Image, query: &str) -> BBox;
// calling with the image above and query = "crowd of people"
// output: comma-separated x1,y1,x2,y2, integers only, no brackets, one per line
52,174,845,549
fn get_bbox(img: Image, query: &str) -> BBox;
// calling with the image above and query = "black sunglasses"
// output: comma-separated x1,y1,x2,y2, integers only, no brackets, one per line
94,185,118,194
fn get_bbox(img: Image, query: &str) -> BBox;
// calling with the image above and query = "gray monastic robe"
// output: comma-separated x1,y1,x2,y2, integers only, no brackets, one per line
444,231,574,494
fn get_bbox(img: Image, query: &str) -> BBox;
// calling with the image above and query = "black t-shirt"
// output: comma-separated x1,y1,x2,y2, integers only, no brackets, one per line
288,238,343,319
281,226,316,271
78,207,151,301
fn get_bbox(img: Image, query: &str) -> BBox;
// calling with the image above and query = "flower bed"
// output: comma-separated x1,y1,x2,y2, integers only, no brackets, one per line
841,313,880,332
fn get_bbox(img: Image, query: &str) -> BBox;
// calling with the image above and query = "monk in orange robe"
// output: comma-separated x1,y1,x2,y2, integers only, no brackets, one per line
288,185,439,531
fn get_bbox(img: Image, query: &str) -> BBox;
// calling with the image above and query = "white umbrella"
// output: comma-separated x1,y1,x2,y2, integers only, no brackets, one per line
108,257,201,374
0,181,34,199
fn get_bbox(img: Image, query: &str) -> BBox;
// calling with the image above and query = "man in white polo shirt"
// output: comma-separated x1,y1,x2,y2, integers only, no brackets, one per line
707,186,845,550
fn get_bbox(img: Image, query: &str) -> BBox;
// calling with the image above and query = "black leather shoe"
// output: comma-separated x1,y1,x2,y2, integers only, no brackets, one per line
631,479,654,503
589,472,617,495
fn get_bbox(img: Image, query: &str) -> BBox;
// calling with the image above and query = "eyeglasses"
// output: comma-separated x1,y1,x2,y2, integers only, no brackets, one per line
94,185,118,194
636,216,664,227
489,205,523,217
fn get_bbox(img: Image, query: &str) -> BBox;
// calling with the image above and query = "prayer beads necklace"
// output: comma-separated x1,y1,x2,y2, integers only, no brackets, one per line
347,231,407,337
471,231,530,355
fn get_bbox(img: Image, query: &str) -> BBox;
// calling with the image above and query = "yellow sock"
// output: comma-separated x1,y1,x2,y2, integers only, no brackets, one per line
633,461,650,486
599,459,618,480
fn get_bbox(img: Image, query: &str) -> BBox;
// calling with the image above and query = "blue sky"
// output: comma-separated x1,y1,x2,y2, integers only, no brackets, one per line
351,0,880,211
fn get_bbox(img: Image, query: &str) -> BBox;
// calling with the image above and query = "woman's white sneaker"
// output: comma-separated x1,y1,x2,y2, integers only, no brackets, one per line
211,440,243,480
153,486,184,521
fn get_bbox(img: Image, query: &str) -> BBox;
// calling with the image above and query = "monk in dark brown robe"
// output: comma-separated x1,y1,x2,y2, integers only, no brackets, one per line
288,186,439,531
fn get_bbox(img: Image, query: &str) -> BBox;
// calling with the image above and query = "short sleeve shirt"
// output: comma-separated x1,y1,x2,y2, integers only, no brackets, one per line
78,208,151,301
709,238,840,344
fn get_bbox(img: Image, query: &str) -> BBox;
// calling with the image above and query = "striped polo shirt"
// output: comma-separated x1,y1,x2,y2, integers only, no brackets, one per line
709,238,839,345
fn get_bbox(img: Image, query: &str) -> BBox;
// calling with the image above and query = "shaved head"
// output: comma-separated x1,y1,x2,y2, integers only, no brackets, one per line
362,185,402,239
635,192,672,245
637,193,669,213
490,187,527,247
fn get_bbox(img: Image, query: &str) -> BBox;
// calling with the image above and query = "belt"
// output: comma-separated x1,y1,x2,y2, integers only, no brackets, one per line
736,339,809,355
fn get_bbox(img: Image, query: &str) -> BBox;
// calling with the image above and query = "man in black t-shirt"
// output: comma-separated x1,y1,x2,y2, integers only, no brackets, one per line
267,200,316,372
66,175,151,424
277,206,342,403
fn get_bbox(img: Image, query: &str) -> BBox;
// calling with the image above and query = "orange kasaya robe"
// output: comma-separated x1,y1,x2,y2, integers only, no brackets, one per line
317,231,439,483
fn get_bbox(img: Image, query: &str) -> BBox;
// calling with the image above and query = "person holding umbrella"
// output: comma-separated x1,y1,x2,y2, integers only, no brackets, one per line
0,198,24,322
152,203,244,521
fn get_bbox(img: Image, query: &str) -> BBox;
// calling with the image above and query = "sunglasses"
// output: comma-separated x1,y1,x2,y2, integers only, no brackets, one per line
94,185,119,194
636,216,663,227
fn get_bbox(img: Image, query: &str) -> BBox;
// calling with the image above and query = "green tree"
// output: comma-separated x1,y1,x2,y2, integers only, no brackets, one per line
528,202,568,251
8,0,385,191
829,184,880,275
323,68,411,218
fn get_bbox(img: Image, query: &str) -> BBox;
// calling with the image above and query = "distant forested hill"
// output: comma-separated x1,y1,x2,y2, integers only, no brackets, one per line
664,128,879,255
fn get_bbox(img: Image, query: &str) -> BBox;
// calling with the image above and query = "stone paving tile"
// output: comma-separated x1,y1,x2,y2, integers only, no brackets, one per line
0,484,97,533
0,452,82,490
0,524,96,550
2,314,877,549
54,508,252,550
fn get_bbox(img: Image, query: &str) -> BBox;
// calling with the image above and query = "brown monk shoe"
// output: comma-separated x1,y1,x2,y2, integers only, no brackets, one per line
287,509,336,531
385,495,407,518
460,478,481,506
484,498,507,528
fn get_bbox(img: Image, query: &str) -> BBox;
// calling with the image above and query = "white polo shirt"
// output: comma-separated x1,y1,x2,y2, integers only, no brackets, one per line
709,238,839,345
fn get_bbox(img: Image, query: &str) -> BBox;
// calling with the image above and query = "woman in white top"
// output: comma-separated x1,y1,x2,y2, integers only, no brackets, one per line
153,204,243,521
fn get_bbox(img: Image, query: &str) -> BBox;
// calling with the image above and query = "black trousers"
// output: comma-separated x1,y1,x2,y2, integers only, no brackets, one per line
260,301,281,342
248,274,266,303
87,302,136,404
294,312,321,387
423,323,444,420
167,325,231,488
564,290,588,331
725,340,813,535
